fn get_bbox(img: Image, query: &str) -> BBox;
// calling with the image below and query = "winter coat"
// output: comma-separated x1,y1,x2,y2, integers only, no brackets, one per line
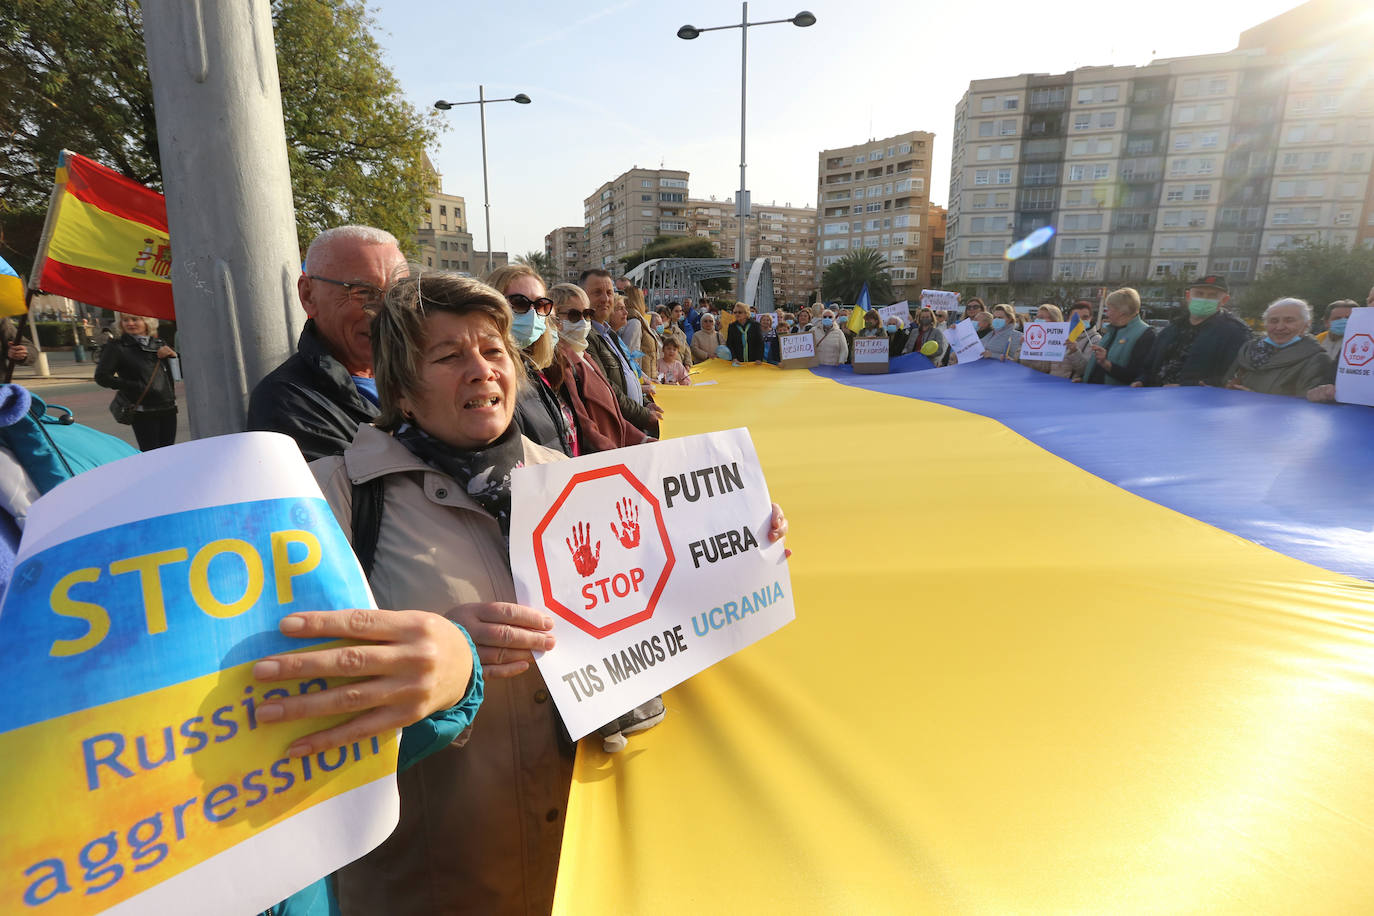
587,331,655,433
513,357,574,456
727,319,765,362
691,328,723,362
247,319,378,461
556,349,650,452
1143,310,1251,387
903,324,948,362
813,326,849,365
312,426,574,916
980,325,1023,361
94,332,177,411
1224,335,1336,397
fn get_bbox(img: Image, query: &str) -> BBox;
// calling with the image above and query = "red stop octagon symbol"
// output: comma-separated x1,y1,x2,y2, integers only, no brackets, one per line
1344,333,1374,367
1025,323,1047,349
532,465,675,638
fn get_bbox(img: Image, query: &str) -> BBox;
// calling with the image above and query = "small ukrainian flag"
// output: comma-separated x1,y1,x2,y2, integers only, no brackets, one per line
0,256,26,318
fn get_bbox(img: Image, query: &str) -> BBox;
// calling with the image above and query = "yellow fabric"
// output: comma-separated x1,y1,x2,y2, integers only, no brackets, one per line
0,273,24,318
555,361,1374,913
47,192,170,283
847,303,866,334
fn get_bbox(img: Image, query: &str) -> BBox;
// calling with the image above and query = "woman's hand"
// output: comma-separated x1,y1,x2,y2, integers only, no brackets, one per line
156,345,176,359
1226,380,1252,391
252,609,475,758
446,601,555,678
769,502,791,559
1307,384,1336,403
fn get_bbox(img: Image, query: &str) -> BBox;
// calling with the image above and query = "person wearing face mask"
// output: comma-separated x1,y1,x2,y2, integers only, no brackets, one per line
547,283,650,451
813,309,849,365
759,313,782,364
691,312,723,362
1141,275,1249,387
857,311,884,339
1020,304,1080,378
885,316,908,358
903,307,947,362
980,304,1024,361
726,303,764,363
1224,297,1336,400
487,265,574,456
1315,299,1355,361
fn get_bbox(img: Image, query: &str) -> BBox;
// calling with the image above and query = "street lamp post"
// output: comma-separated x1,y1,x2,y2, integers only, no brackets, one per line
678,5,815,306
434,87,532,275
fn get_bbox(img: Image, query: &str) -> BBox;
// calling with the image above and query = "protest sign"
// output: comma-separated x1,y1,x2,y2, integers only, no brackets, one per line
947,318,986,363
778,332,818,369
1335,306,1374,406
920,289,960,311
510,428,795,740
877,302,910,326
0,433,397,916
1020,321,1069,362
852,337,890,375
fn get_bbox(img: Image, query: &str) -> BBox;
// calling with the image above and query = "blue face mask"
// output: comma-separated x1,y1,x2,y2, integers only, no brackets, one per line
991,317,1007,331
510,309,546,348
1263,336,1300,349
821,318,834,329
1329,318,1348,336
885,324,899,334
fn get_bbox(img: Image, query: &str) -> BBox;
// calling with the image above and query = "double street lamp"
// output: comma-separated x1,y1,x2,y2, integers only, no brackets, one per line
434,87,532,275
678,5,815,305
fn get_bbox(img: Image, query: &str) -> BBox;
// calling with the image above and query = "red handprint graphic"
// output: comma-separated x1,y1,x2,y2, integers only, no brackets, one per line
610,497,640,548
567,521,600,577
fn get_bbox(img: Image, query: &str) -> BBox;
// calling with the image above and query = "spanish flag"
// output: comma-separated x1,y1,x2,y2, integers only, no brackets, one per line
30,151,174,320
847,282,870,334
0,256,25,318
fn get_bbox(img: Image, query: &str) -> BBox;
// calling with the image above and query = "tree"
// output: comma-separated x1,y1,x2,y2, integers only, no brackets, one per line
821,248,894,304
0,0,436,263
516,250,557,287
620,235,719,273
1237,242,1374,319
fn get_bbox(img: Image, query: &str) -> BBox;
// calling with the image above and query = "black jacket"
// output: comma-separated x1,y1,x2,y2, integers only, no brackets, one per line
587,330,656,433
514,359,574,456
726,319,765,362
1143,310,1251,387
95,333,177,411
246,319,378,461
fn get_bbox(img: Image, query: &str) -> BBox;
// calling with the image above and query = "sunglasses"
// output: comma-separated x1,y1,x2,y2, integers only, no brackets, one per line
507,293,554,316
559,307,594,322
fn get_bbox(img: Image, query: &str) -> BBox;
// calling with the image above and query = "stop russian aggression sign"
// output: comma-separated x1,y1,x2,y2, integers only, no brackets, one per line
510,428,795,740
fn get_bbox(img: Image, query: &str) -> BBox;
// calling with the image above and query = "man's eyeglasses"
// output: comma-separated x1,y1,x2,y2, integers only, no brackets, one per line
507,293,554,316
308,275,384,305
558,307,594,322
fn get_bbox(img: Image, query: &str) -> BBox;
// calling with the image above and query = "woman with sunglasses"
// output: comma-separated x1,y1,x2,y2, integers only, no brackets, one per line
486,265,575,456
548,283,651,451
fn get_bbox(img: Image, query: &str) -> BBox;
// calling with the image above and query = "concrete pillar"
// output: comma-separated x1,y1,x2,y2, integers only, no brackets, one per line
141,1,302,439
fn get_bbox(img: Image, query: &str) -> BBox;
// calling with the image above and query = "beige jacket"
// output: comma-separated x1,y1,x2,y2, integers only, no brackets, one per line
313,424,574,916
813,325,849,365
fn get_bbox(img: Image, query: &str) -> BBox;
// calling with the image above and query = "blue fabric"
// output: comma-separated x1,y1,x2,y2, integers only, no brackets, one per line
813,358,1374,583
351,376,380,406
0,386,138,493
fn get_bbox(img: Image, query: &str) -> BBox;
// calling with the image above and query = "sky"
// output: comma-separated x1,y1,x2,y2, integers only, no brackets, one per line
374,0,1304,259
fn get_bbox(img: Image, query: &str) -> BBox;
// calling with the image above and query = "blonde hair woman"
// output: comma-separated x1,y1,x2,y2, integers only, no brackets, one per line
485,264,573,455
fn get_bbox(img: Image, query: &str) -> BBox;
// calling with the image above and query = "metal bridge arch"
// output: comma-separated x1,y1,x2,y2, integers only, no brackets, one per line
625,257,775,311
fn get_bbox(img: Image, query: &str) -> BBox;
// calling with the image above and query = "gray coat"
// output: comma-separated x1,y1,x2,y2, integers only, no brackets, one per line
1224,335,1335,398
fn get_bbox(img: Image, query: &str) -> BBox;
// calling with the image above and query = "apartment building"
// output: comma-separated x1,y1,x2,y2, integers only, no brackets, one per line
944,0,1374,303
415,157,477,273
816,130,936,303
583,167,691,270
689,198,819,305
925,204,947,290
544,226,588,284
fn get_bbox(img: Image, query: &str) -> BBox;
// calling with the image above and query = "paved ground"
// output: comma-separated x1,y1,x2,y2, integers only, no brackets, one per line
10,348,190,450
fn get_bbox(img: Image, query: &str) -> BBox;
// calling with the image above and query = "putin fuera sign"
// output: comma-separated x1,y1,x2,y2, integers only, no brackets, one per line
532,465,675,638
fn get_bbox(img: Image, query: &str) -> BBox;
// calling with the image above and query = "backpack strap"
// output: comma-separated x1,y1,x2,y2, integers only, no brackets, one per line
350,475,385,578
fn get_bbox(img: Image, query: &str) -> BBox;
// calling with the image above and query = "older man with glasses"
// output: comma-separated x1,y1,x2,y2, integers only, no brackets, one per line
248,224,407,460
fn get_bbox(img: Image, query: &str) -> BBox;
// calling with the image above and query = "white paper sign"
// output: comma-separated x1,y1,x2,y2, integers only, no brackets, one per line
1020,321,1069,362
877,302,910,325
509,429,795,740
1335,306,1374,406
947,318,986,363
853,337,890,363
779,333,816,360
920,289,960,311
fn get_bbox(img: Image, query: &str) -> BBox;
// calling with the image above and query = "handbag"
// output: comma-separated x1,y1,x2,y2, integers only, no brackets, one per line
109,358,162,425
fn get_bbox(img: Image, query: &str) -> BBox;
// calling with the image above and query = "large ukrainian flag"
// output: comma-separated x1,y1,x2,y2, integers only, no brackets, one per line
30,151,174,320
555,357,1374,913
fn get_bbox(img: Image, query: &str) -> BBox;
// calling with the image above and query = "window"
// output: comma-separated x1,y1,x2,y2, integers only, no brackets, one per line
1191,184,1210,201
1004,96,1019,110
1197,158,1214,175
641,194,653,202
1077,88,1093,104
1167,186,1185,202
1074,114,1091,130
999,144,1015,159
979,121,994,137
1170,158,1188,176
1099,112,1117,129
1021,187,1055,210
1181,78,1200,98
980,97,996,112
893,215,910,227
1072,139,1089,155
1102,86,1119,102
1203,104,1222,121
1175,133,1193,151
996,168,1012,185
977,146,993,161
1000,119,1017,136
1205,78,1227,95
1200,131,1219,148
1177,106,1195,124
641,208,653,217
660,178,688,188
1093,164,1110,180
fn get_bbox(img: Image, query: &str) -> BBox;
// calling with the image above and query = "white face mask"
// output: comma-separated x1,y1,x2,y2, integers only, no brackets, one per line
560,318,591,351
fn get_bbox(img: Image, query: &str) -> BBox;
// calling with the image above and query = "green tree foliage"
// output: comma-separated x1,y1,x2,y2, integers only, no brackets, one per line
0,0,435,261
821,248,894,304
620,235,719,273
516,250,557,287
1237,242,1374,319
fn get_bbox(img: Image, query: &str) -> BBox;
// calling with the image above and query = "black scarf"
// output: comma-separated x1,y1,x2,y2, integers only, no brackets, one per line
395,421,525,538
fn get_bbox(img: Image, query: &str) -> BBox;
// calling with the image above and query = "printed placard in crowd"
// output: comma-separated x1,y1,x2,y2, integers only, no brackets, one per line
0,433,397,916
852,337,890,375
877,302,910,326
919,289,959,311
778,332,818,370
1020,321,1069,362
947,318,986,363
1335,306,1374,406
509,429,795,740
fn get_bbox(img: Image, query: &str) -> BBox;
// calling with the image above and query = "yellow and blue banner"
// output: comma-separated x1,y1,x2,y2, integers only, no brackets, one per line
0,256,26,318
556,358,1374,913
0,434,397,915
847,282,870,334
30,151,174,321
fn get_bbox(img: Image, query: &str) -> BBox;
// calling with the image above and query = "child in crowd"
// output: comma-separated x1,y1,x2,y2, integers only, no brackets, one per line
657,338,691,386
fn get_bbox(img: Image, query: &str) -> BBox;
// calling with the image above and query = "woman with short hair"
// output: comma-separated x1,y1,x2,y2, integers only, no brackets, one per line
1085,287,1156,385
981,304,1024,361
551,284,652,452
1225,297,1336,399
